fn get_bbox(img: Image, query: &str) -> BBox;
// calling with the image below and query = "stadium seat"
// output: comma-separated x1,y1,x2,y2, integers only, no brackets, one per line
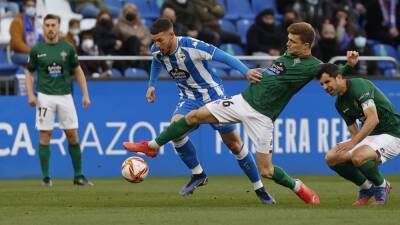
0,47,18,75
141,18,153,29
220,43,244,55
128,0,158,19
219,19,236,33
236,19,253,44
210,67,228,78
372,44,400,77
80,18,96,31
111,68,122,77
153,0,164,13
104,0,123,10
225,0,254,19
42,0,82,33
251,0,282,24
229,69,244,78
124,67,149,78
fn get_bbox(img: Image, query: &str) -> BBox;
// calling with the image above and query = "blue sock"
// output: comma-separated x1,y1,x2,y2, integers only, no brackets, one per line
236,145,262,185
174,137,200,171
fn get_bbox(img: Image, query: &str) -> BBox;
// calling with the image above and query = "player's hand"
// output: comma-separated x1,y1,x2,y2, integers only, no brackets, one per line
246,69,263,83
146,86,155,103
82,95,91,108
346,51,359,67
335,140,355,153
28,94,37,107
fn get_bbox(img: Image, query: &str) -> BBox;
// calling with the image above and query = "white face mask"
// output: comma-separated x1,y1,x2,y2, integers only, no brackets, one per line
176,0,187,4
354,37,367,48
25,6,36,17
70,28,80,36
82,39,94,51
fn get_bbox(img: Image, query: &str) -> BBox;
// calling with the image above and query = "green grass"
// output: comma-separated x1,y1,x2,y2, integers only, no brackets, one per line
0,176,399,225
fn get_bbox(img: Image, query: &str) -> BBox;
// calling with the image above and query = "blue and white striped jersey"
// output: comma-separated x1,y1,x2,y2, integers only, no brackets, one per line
150,37,225,102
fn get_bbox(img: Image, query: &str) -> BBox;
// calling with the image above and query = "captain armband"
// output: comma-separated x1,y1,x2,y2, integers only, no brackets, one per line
361,99,376,110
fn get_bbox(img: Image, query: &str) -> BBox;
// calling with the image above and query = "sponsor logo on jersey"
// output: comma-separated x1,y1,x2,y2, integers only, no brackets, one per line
169,68,189,80
37,53,46,58
266,62,286,75
47,62,64,78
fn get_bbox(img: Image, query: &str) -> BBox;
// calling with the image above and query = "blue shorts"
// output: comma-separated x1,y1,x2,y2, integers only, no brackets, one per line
173,98,236,134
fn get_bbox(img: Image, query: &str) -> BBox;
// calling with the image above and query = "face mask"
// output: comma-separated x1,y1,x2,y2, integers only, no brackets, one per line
126,13,136,21
82,39,94,51
70,28,80,36
176,0,187,4
354,37,367,48
25,6,36,17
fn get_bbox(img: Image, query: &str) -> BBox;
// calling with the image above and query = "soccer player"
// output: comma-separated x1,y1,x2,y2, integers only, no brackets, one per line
316,63,398,205
123,22,360,205
25,14,93,187
124,18,273,204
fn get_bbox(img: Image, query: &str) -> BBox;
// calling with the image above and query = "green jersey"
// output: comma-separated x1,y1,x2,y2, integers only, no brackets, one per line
335,78,400,138
27,39,79,95
241,52,323,121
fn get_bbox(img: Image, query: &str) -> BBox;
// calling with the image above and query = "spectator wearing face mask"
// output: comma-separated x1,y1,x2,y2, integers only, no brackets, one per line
78,30,111,78
313,23,341,63
65,19,81,50
345,30,379,76
92,9,122,55
247,9,282,56
9,0,43,66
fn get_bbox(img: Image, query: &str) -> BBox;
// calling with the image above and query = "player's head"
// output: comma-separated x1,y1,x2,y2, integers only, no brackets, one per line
286,22,315,56
150,18,175,55
315,63,346,96
43,14,61,42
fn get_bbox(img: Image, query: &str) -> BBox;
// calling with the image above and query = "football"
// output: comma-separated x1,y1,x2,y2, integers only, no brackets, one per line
121,156,149,183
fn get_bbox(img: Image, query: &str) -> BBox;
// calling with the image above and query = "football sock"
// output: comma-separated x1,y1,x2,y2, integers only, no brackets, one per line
235,145,263,190
356,160,384,186
191,164,204,175
155,118,195,146
174,137,201,173
39,144,50,178
360,180,373,190
68,144,82,177
329,162,367,186
271,166,296,189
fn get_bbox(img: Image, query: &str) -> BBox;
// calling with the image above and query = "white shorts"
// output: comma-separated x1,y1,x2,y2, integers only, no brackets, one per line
349,134,400,163
36,92,78,130
206,94,274,154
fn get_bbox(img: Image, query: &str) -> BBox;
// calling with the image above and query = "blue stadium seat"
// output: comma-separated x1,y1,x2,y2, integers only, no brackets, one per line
0,47,18,75
219,19,236,33
220,43,244,55
104,0,123,10
210,67,228,78
229,69,244,78
124,67,149,77
236,19,253,44
372,44,400,77
225,0,253,19
142,18,153,29
153,0,164,13
128,0,158,19
111,68,122,77
251,0,282,24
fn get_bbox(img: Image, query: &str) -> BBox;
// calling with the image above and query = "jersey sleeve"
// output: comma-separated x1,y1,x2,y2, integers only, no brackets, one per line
189,38,216,60
27,47,37,72
335,101,356,125
212,48,248,75
69,46,79,68
148,59,162,87
352,80,375,109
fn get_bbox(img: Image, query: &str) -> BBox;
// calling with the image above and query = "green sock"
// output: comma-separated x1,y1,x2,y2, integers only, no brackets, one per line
39,144,50,178
330,162,367,186
68,144,82,177
155,117,196,146
357,160,384,186
271,166,296,189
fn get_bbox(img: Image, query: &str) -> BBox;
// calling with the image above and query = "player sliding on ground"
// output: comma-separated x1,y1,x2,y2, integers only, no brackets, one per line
130,18,274,204
316,63,399,205
124,22,359,205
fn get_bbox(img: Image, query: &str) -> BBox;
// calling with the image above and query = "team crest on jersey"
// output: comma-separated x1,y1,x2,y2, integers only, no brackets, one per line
266,62,286,75
47,61,64,78
60,50,67,61
292,58,301,66
169,68,189,80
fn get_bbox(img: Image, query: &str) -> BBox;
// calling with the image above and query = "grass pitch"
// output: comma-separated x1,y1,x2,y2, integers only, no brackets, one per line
0,175,398,225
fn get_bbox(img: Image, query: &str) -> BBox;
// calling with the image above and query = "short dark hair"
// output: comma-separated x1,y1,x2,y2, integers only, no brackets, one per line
150,18,173,35
287,22,315,46
315,63,341,80
68,19,80,28
44,14,61,24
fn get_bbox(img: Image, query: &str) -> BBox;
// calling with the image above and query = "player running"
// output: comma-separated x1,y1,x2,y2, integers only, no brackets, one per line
316,63,398,205
125,18,274,204
25,14,93,187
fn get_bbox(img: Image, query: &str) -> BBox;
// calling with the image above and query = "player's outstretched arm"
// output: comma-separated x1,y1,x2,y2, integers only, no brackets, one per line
74,66,90,108
25,69,36,107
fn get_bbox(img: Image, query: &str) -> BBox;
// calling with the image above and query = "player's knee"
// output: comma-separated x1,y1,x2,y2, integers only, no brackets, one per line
186,110,200,125
259,167,274,179
39,131,52,145
65,131,79,144
325,150,337,167
351,154,366,166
